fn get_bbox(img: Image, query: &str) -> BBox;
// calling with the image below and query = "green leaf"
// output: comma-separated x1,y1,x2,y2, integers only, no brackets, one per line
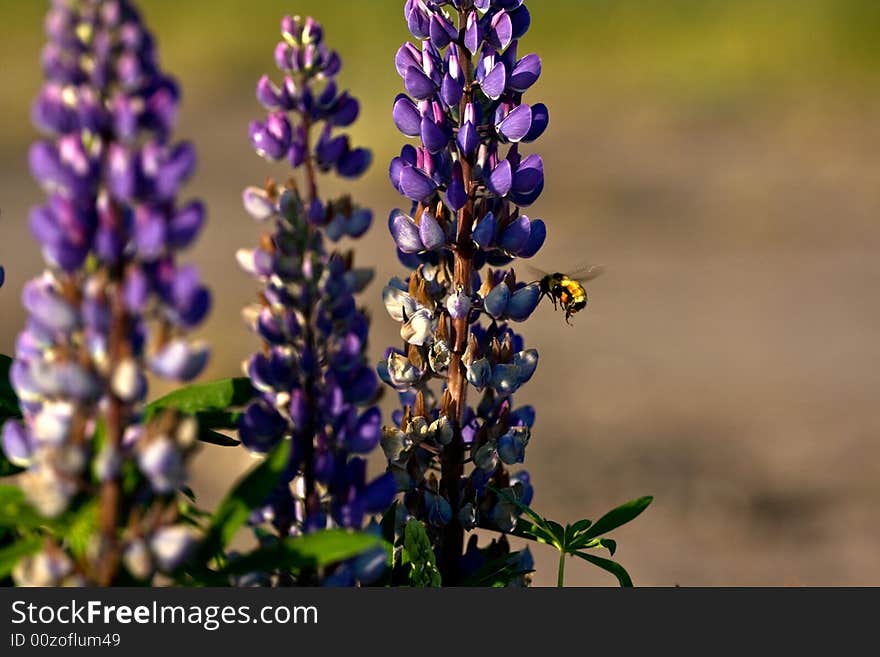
63,502,97,559
581,496,653,540
145,378,254,419
402,519,441,587
0,485,46,530
223,530,385,576
573,551,634,587
545,520,567,547
569,518,592,536
0,536,42,579
201,439,291,557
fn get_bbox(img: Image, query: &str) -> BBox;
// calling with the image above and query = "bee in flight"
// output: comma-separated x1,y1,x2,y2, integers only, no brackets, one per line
536,265,604,325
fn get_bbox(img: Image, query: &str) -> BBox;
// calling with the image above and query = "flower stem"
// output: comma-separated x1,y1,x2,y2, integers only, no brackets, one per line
97,268,129,585
438,13,478,583
557,552,566,588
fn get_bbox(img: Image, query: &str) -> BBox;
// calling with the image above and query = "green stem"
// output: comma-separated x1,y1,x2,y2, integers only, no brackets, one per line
557,552,566,588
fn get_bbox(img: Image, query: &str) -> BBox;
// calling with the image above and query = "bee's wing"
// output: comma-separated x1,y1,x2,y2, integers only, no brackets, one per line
521,263,550,283
569,264,605,283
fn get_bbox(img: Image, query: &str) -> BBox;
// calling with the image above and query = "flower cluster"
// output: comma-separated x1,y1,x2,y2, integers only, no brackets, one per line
380,0,548,581
237,16,394,583
1,0,207,585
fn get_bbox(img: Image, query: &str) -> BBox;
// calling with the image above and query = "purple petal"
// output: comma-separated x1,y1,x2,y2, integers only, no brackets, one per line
419,212,445,251
464,11,481,54
399,166,437,202
392,94,422,137
487,11,514,51
150,340,209,382
510,5,532,40
497,104,533,143
168,201,204,249
484,283,511,319
447,162,467,212
499,214,532,253
404,66,437,101
486,160,513,197
420,117,448,154
395,43,422,78
518,219,546,258
513,154,544,195
390,211,424,253
2,421,33,467
510,54,542,91
507,283,541,322
472,212,497,249
441,73,463,108
337,148,372,178
457,120,479,157
481,61,507,100
523,103,549,142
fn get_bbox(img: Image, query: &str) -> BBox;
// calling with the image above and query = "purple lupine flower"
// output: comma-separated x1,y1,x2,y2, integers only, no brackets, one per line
238,15,393,583
380,0,549,583
2,0,207,586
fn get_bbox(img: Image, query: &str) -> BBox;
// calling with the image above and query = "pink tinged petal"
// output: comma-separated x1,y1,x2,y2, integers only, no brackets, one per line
489,10,514,50
2,420,33,467
497,104,533,143
395,43,423,78
464,11,481,54
510,54,542,91
418,212,446,251
481,61,507,100
150,340,209,382
242,186,276,221
390,211,425,253
420,117,448,153
487,160,513,197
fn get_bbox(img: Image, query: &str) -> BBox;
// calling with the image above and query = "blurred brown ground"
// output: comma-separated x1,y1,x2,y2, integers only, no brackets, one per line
1,1,879,585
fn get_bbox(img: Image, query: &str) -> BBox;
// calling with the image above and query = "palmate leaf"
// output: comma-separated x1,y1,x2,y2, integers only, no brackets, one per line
221,530,386,577
145,378,254,419
200,439,291,559
580,496,653,541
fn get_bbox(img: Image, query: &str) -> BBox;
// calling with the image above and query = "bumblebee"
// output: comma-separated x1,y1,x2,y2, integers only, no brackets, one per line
537,266,604,324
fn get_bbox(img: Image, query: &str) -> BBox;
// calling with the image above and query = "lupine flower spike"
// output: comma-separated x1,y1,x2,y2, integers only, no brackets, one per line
237,15,395,586
2,0,208,585
380,0,548,583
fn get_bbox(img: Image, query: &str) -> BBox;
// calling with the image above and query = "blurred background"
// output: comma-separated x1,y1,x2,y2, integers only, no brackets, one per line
2,0,880,585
